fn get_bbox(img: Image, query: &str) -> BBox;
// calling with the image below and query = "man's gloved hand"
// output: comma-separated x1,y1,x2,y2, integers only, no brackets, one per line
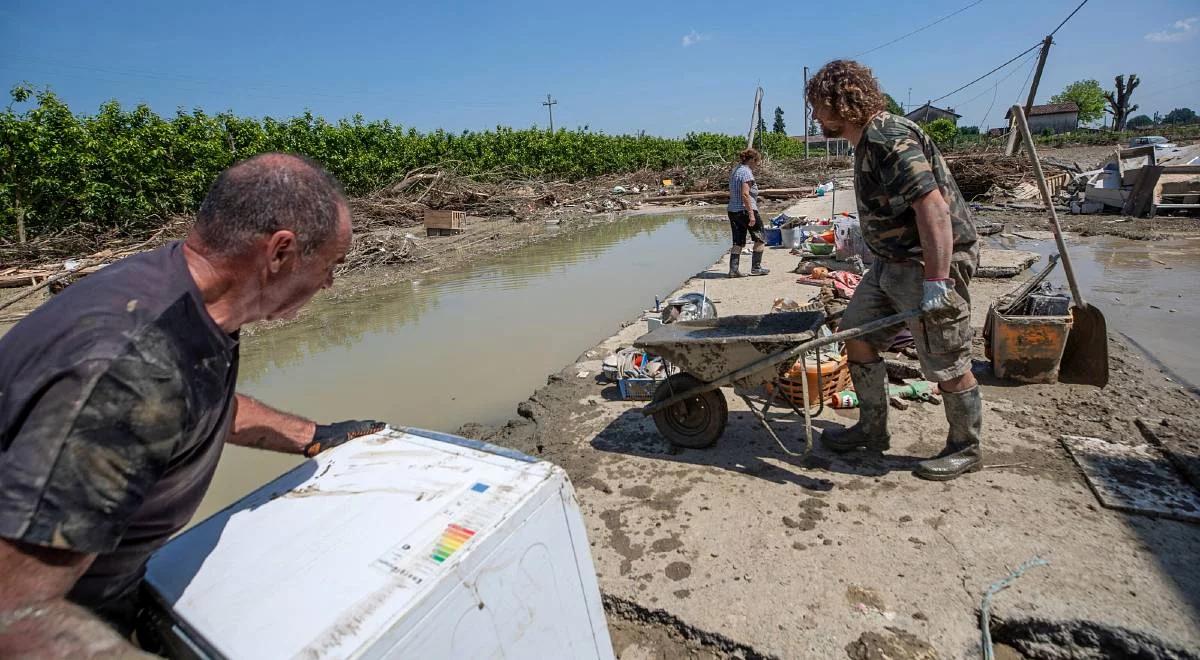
304,420,387,457
921,278,957,318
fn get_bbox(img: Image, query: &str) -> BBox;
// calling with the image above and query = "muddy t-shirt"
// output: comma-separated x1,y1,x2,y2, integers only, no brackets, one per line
853,113,978,262
0,241,238,609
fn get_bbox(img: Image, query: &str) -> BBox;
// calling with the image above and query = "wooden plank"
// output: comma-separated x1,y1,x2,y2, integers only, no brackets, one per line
1161,165,1200,174
1123,165,1164,217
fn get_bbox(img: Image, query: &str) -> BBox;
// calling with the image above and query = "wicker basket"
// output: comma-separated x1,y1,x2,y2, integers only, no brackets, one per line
772,354,850,407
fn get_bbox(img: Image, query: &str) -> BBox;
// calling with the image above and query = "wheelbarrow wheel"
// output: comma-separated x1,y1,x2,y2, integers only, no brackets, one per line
652,373,728,449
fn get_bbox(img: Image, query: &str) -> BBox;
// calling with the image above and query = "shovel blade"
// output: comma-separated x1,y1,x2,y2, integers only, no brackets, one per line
1060,303,1109,387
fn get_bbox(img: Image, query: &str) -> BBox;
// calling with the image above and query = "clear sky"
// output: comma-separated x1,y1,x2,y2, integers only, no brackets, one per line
1,0,1197,136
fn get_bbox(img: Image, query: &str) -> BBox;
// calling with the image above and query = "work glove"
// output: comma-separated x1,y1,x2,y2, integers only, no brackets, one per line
304,419,387,457
921,279,958,318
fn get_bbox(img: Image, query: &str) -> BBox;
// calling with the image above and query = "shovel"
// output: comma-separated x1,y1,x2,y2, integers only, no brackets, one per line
1010,105,1109,387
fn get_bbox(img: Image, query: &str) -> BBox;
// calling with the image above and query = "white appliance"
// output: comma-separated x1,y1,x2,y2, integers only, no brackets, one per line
144,428,614,660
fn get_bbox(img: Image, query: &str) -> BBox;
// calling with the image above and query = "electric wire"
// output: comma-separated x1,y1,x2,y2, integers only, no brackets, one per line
851,0,985,59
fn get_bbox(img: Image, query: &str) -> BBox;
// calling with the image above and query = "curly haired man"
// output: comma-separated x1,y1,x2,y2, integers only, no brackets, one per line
807,60,983,480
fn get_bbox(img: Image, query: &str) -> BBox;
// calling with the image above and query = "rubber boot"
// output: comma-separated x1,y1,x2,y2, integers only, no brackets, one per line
914,385,983,481
822,360,890,453
728,253,744,278
750,250,770,276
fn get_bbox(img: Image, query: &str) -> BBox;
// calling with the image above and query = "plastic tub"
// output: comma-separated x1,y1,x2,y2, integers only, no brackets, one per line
763,227,782,247
984,305,1073,383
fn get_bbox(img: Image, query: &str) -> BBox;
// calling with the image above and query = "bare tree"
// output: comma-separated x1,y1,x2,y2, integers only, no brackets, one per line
1103,74,1140,132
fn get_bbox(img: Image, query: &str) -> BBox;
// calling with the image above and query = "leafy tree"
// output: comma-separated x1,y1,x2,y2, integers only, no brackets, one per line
1163,107,1197,125
1127,114,1153,129
1050,79,1106,125
772,106,786,134
959,125,980,135
922,118,959,146
1103,74,1140,131
885,94,904,115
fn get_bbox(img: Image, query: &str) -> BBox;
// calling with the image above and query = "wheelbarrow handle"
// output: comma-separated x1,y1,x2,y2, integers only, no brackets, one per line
641,308,923,416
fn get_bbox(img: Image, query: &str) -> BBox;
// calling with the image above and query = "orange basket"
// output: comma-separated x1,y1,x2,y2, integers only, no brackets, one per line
771,354,850,407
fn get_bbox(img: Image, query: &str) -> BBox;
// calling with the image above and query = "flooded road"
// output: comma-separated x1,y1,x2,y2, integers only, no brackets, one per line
996,233,1200,390
196,213,729,520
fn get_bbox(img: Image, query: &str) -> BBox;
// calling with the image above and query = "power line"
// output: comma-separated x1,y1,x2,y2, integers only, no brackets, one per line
931,42,1041,104
974,50,1040,127
851,0,985,59
1049,0,1089,37
928,0,1092,107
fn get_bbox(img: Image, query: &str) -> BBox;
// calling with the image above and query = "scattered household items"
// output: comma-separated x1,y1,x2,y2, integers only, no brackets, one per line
763,226,783,247
602,347,677,400
143,428,615,659
772,352,850,408
423,209,466,236
806,241,834,256
828,381,940,408
1014,106,1109,387
1059,435,1200,523
832,215,873,264
976,249,1040,278
794,270,861,300
770,297,822,313
660,293,718,324
634,307,923,458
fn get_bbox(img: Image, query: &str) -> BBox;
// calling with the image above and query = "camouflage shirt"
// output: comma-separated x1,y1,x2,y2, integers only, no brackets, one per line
853,113,978,263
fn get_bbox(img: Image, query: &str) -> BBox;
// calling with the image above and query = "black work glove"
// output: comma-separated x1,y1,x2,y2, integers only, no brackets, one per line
304,420,387,457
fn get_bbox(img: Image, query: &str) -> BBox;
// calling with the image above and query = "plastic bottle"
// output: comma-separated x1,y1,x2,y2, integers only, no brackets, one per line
830,390,859,408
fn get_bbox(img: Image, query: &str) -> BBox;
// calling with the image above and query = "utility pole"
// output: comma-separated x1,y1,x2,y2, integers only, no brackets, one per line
907,87,912,114
1010,35,1053,155
542,94,557,132
746,86,764,149
803,66,809,159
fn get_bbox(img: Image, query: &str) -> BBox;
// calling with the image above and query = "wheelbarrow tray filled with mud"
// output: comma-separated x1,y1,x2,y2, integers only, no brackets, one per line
634,311,828,451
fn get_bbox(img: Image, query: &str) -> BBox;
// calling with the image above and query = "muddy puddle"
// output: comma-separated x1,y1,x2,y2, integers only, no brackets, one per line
993,233,1200,390
195,213,729,520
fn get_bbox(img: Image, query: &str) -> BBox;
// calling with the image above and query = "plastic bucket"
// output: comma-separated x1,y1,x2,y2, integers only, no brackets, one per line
763,227,782,247
780,227,801,248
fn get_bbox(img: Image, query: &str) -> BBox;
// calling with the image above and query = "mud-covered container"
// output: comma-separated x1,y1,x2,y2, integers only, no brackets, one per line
984,304,1073,383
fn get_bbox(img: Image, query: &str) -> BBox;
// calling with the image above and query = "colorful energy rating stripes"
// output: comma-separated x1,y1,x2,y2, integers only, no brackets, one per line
431,523,476,563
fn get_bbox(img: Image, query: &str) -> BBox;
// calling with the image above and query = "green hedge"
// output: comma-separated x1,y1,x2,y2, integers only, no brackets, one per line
1,86,810,241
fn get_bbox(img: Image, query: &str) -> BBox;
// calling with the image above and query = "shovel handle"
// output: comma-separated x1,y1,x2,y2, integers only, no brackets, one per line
1011,105,1087,308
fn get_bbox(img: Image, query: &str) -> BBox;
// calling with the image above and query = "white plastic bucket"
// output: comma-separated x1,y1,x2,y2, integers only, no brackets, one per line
780,227,801,249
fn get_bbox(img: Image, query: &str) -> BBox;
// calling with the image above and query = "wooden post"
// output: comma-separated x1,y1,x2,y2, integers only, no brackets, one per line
1009,35,1053,155
15,191,26,244
803,67,809,159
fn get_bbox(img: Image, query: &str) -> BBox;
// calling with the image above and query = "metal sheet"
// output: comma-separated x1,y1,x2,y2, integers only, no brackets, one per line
1060,435,1200,523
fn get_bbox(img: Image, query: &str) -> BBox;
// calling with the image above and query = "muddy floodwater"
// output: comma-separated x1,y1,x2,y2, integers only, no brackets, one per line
195,214,729,520
998,233,1200,390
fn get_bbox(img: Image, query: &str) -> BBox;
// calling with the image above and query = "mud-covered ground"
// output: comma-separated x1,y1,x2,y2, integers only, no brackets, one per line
460,192,1200,658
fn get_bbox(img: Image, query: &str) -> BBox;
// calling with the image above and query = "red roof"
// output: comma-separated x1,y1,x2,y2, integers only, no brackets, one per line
1007,102,1079,118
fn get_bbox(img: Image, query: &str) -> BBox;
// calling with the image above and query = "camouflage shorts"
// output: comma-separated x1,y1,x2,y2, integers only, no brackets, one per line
839,259,976,382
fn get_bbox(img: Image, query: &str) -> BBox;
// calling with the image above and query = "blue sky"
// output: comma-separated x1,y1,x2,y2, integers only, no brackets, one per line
1,0,1197,136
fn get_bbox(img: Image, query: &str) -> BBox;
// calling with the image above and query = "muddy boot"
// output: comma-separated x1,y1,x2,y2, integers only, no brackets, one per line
822,360,890,453
750,251,770,276
914,385,983,481
728,254,744,278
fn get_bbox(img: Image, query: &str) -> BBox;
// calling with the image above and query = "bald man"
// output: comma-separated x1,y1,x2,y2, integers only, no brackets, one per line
0,153,383,656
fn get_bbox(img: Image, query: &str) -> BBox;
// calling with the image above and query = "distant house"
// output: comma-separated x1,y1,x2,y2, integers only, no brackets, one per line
904,103,961,125
1005,102,1079,134
789,135,852,156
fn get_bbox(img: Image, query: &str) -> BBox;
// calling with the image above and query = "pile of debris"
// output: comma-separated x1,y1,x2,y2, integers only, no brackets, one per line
1066,144,1200,217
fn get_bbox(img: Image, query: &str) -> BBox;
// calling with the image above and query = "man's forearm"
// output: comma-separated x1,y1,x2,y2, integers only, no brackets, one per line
227,394,316,454
914,190,954,279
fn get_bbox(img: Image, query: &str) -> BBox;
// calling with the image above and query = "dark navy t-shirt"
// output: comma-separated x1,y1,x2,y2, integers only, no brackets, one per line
0,241,238,609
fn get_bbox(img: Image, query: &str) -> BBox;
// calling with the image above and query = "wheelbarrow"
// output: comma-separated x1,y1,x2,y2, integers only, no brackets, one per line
635,308,921,459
